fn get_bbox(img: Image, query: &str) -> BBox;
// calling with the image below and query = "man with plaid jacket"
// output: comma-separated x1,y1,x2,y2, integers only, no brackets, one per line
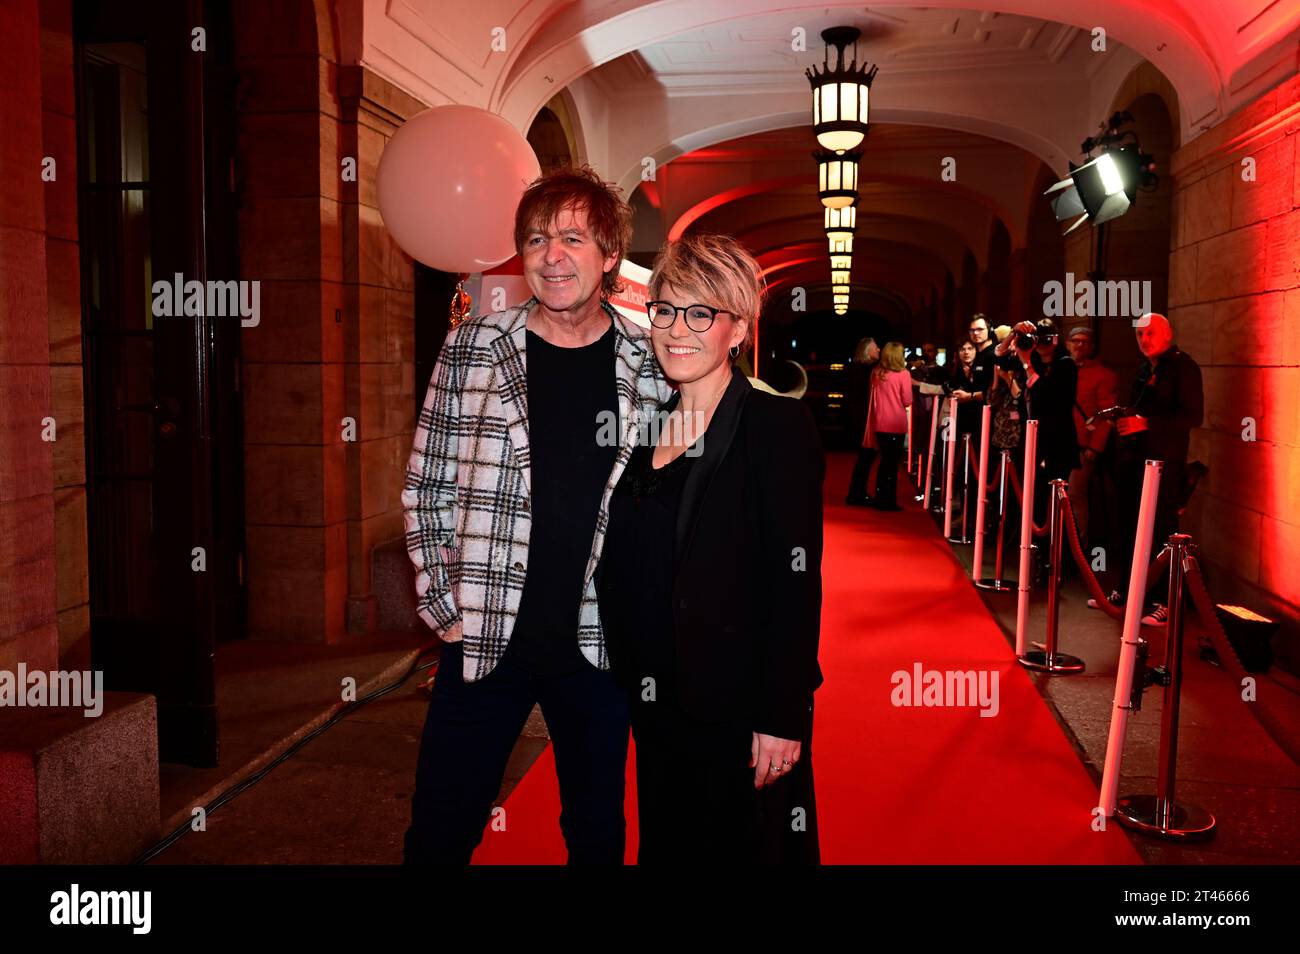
401,167,671,864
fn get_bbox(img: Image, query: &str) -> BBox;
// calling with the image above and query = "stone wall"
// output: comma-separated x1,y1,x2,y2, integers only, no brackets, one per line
234,0,424,641
1167,73,1300,667
0,0,86,675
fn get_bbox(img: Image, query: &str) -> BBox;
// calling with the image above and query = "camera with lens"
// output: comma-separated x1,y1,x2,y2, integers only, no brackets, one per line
1016,328,1058,349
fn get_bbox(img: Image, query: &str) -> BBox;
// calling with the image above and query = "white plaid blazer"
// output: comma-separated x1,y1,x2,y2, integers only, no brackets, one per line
401,297,673,681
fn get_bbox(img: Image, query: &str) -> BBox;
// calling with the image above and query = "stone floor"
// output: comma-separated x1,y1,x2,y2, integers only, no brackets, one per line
147,637,548,865
933,491,1300,865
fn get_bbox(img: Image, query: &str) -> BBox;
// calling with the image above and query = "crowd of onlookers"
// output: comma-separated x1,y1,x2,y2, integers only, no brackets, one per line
843,311,1205,626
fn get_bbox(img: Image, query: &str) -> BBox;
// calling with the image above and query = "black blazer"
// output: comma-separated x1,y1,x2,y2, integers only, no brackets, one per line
595,364,826,741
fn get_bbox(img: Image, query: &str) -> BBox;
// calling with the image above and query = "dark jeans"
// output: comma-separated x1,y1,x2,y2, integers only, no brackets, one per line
874,432,905,505
402,640,630,865
846,446,877,500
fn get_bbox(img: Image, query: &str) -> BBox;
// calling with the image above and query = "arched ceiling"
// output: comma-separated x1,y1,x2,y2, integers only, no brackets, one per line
352,0,1299,325
358,2,1300,161
630,123,1032,325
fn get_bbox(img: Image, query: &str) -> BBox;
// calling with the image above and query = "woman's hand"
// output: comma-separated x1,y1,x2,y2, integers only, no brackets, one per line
751,732,802,789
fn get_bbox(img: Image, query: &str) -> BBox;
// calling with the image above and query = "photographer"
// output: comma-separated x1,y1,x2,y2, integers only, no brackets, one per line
1092,313,1204,625
995,318,1078,519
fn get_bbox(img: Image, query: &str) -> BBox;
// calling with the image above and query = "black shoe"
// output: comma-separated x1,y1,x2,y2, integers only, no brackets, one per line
1141,603,1169,627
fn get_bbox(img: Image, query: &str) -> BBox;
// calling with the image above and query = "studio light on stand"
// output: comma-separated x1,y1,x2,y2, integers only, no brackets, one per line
1045,112,1157,234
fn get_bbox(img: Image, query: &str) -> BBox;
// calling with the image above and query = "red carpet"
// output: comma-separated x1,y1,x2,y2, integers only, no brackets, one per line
473,451,1140,865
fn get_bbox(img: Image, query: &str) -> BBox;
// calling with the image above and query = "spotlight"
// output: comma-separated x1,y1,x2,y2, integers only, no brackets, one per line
1045,144,1155,233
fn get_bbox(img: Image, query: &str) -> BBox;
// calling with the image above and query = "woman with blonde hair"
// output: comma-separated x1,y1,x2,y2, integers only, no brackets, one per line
861,341,913,511
594,232,825,864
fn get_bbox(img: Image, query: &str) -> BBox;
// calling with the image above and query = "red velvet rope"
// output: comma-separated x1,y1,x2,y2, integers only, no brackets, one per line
1001,460,1051,538
1059,492,1170,622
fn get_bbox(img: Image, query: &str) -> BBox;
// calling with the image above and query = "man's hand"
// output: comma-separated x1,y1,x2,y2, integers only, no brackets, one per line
751,732,802,789
952,389,971,402
1115,415,1149,437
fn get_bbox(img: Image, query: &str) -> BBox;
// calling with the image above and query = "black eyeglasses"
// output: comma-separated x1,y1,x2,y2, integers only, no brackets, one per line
646,301,732,332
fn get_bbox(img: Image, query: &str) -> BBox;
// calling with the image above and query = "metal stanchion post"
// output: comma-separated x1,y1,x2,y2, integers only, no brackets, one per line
906,404,914,476
948,433,972,544
1019,480,1085,673
1014,420,1039,658
1099,460,1163,817
972,406,991,578
975,450,1013,591
1115,534,1216,840
920,399,940,506
942,399,957,531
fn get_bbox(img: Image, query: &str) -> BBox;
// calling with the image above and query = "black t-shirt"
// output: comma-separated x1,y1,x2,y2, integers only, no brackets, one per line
504,319,619,677
601,436,698,700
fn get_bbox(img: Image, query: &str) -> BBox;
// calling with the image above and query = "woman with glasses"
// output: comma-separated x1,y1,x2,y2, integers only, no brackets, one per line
594,232,824,865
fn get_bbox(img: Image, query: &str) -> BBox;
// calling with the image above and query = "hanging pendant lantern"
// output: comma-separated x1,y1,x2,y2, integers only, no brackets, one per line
806,26,879,154
816,148,862,209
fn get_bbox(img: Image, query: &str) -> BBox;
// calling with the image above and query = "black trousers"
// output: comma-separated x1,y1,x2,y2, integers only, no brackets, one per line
403,640,630,865
1110,455,1184,597
846,446,877,500
630,691,819,866
874,432,905,505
